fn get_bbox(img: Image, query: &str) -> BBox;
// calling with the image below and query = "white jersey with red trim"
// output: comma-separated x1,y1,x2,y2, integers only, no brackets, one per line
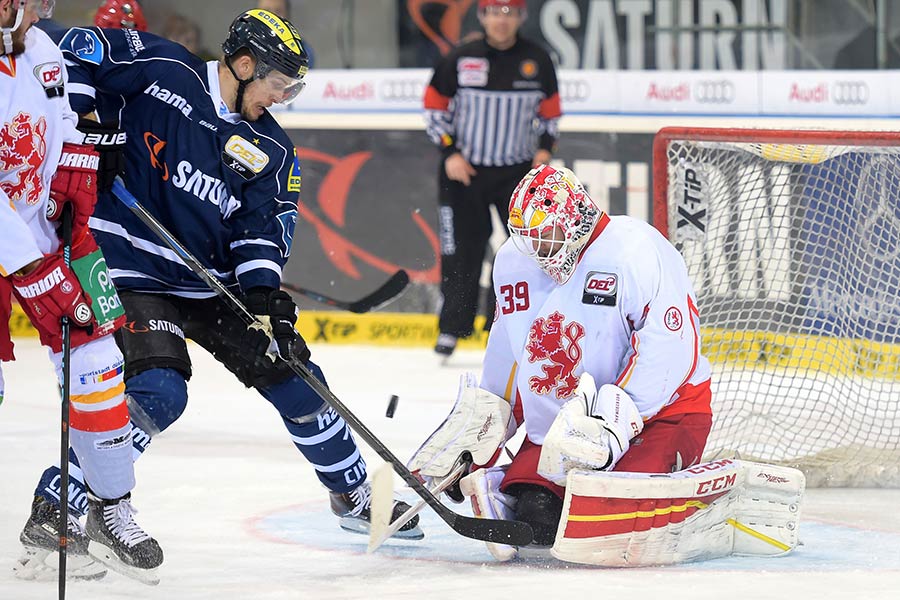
0,26,80,277
481,213,712,445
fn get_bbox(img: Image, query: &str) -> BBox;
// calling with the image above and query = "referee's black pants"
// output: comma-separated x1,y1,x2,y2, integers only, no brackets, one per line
437,160,532,338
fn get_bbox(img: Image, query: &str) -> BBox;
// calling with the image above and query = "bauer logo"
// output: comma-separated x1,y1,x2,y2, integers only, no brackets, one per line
674,163,707,242
582,271,617,306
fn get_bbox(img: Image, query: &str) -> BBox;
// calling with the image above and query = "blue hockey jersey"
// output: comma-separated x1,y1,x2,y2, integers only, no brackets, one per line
57,27,301,297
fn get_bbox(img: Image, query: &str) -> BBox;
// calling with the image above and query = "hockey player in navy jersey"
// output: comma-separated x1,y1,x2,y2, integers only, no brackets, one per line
21,9,422,569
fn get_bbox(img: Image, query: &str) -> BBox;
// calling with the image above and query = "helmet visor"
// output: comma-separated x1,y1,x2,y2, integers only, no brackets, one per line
256,64,307,105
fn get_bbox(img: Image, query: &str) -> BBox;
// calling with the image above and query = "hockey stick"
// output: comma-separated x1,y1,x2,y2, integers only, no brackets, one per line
110,180,533,547
59,205,74,599
280,270,409,313
368,457,470,553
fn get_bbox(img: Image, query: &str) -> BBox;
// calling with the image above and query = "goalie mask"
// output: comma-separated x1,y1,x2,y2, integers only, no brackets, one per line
507,165,601,285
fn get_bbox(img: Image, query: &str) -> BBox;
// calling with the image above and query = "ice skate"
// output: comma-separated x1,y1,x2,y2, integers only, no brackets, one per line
14,496,107,581
330,481,424,540
85,493,163,585
434,333,457,364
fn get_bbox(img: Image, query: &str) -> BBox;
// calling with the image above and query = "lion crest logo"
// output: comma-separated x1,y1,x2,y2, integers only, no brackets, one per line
0,112,47,205
525,311,585,399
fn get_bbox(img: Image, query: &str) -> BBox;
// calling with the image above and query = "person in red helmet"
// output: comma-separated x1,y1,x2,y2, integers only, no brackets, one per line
93,0,146,31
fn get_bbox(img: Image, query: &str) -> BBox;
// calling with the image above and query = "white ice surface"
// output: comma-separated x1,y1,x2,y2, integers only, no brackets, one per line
1,339,899,599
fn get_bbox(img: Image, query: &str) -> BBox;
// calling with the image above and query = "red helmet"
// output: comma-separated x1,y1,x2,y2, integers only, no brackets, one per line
478,0,527,10
94,0,147,31
507,165,601,284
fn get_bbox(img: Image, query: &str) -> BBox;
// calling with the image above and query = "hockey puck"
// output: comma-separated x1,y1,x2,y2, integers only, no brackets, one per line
386,394,399,418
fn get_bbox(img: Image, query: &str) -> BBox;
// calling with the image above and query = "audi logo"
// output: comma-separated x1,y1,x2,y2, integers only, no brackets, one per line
559,79,590,103
379,79,426,102
693,80,736,104
832,81,869,105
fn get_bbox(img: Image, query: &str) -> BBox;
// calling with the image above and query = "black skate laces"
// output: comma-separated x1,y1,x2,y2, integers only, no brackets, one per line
104,499,151,547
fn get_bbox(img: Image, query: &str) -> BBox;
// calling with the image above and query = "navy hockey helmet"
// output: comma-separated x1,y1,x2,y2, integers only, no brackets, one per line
222,9,308,105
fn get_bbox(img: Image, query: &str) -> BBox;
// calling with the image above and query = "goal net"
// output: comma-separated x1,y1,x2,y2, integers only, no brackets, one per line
653,127,900,487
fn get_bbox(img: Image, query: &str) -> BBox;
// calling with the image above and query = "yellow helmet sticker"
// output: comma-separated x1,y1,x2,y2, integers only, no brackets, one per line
248,9,302,52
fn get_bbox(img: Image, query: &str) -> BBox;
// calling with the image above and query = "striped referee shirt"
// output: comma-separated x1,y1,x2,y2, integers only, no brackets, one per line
424,36,562,168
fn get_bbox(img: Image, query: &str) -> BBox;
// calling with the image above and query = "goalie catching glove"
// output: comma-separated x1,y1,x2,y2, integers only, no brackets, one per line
244,287,311,364
538,374,643,486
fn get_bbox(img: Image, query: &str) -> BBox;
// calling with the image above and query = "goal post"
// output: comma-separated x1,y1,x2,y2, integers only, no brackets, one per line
653,127,900,487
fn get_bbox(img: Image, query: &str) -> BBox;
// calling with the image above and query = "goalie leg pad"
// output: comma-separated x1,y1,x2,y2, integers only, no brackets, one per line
550,459,805,567
459,467,519,561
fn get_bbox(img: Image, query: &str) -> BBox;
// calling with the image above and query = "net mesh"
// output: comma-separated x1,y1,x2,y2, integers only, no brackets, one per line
658,130,900,487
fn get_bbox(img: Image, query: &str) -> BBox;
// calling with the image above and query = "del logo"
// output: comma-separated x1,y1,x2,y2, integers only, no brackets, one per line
33,62,62,89
60,28,104,65
223,135,268,180
582,271,617,306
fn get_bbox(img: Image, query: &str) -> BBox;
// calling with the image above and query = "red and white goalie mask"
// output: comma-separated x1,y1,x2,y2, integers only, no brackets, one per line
507,165,601,285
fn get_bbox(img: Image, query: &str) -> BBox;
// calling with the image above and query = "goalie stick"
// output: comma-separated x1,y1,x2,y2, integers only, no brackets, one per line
280,270,410,313
110,179,533,547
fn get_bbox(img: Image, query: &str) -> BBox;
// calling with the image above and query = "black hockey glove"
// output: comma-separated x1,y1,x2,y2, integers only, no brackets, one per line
77,118,126,193
244,287,311,364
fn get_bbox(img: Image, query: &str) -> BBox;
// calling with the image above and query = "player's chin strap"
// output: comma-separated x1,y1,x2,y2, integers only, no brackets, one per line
225,56,254,116
1,0,26,55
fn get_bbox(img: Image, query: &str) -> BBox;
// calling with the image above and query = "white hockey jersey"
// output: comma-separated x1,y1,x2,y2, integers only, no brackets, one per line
0,27,81,277
481,213,712,445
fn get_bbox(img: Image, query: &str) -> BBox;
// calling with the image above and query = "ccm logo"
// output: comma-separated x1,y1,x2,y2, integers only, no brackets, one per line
695,473,737,495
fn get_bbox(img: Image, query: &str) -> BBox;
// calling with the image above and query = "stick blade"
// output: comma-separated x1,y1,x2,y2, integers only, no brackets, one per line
367,463,395,553
437,506,534,546
348,270,410,313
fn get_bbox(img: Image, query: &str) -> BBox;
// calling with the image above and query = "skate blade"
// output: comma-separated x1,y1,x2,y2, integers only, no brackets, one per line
88,541,160,586
339,516,425,541
14,546,108,581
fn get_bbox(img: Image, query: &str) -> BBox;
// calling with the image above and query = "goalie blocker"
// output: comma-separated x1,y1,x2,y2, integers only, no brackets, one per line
551,459,804,566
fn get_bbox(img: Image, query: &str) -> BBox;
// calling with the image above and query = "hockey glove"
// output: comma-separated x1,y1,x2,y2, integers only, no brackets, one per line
244,287,311,364
537,375,643,486
77,118,126,193
10,253,94,333
48,143,100,238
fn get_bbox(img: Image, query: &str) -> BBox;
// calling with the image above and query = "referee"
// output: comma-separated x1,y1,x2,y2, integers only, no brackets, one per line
424,0,562,357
